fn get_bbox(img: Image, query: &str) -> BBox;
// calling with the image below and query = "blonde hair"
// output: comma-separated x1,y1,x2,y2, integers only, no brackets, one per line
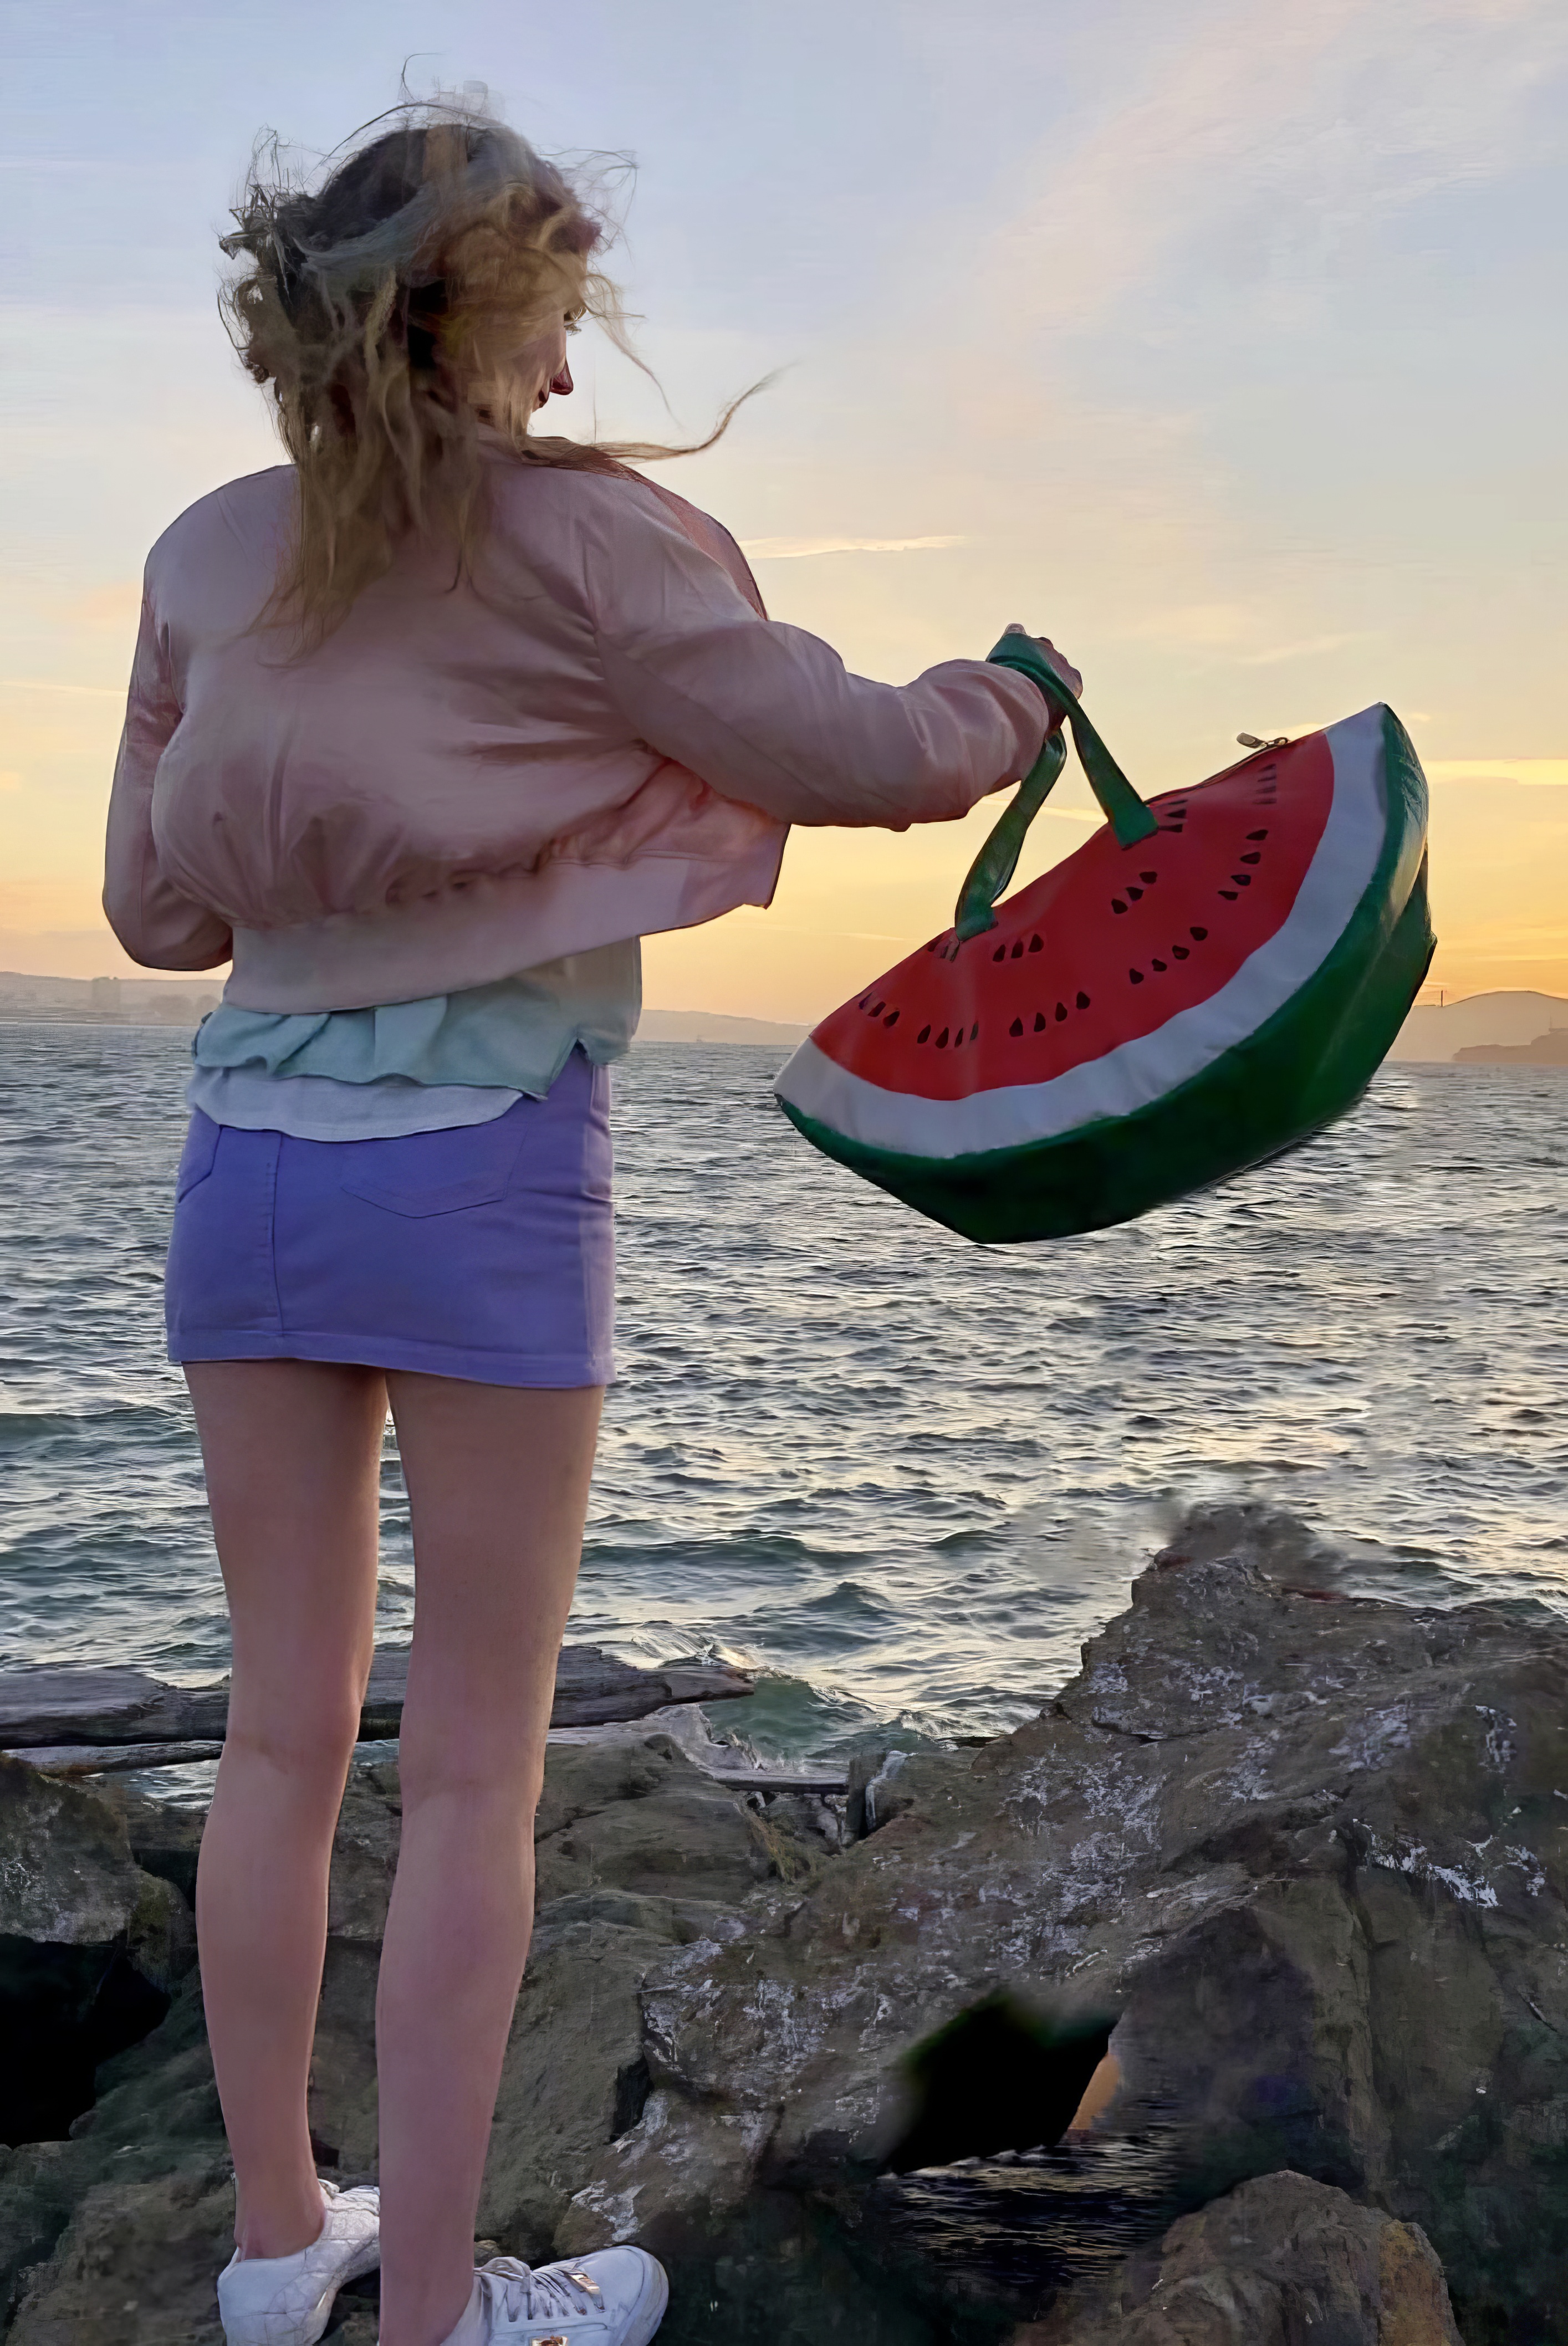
221,103,738,642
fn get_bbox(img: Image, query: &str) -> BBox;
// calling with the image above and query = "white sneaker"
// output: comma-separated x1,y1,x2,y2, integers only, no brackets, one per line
441,2249,669,2346
217,2179,381,2345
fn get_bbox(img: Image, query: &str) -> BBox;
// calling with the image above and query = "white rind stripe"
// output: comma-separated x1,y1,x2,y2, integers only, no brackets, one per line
777,705,1388,1161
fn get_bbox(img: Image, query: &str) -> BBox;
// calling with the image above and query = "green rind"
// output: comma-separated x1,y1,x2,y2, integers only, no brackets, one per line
780,711,1434,1245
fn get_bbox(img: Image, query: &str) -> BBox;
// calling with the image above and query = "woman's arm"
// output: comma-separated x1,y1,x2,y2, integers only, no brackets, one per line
564,479,1053,831
103,589,233,970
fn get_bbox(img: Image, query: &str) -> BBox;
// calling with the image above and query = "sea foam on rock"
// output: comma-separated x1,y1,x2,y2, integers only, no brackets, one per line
3,1516,1564,2342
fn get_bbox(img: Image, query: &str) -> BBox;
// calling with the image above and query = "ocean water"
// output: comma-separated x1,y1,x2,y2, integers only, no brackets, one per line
1,1023,1565,1765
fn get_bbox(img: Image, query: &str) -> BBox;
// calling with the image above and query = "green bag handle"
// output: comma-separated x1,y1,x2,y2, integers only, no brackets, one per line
953,629,1159,943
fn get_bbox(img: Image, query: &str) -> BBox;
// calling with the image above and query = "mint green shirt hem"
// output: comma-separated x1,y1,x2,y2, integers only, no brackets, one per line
195,941,641,1096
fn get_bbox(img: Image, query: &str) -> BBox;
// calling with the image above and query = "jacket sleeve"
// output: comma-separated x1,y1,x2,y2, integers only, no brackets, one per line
103,586,233,970
575,483,1050,831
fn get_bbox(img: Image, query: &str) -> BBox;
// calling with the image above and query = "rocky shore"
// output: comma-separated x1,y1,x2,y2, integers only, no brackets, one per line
3,1507,1565,2343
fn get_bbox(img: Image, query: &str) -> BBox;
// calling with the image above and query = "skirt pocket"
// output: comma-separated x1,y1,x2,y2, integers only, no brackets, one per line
173,1113,221,1202
336,1110,531,1219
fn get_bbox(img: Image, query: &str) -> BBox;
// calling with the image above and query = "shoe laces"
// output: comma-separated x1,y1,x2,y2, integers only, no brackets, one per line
477,2256,601,2327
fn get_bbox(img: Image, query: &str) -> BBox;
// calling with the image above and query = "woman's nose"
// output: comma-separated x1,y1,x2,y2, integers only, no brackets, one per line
549,360,574,397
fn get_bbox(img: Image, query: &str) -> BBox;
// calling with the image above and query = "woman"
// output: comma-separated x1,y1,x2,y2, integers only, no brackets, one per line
104,106,1075,2346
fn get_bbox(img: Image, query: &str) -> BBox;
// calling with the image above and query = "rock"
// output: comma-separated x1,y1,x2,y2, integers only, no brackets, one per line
6,2161,234,2346
1016,2169,1462,2343
5,1525,1565,2342
96,1787,206,1909
302,1733,800,2236
0,1757,196,2148
556,1547,1568,2339
1148,1499,1347,1588
0,1969,228,2333
846,1747,918,1840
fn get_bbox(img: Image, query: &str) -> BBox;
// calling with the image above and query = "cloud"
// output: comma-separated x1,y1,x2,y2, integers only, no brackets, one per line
1239,633,1366,667
740,534,965,560
1113,610,1366,664
1121,603,1257,648
986,0,1568,330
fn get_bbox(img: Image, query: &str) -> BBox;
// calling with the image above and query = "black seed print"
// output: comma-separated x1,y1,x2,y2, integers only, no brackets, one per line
954,1028,964,1047
969,1023,979,1041
1076,990,1090,1009
1010,1017,1024,1037
1191,926,1208,940
1028,934,1043,953
1219,888,1239,900
1130,968,1145,984
858,996,870,1010
918,1024,931,1043
1034,1011,1047,1032
1127,885,1144,902
1139,870,1158,884
993,945,1007,963
1231,874,1252,887
1152,959,1167,972
1247,829,1268,840
884,1010,899,1028
936,1027,949,1047
1239,852,1261,865
1055,1002,1068,1021
1010,941,1024,959
1173,944,1189,960
870,1001,885,1016
1112,898,1128,914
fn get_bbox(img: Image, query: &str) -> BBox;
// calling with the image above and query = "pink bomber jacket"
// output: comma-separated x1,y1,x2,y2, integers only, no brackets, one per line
103,452,1049,1013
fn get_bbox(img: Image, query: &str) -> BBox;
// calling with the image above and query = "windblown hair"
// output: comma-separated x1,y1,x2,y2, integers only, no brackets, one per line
221,103,734,641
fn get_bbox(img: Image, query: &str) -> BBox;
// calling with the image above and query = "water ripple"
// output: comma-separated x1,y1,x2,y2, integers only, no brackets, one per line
1,1022,1564,1759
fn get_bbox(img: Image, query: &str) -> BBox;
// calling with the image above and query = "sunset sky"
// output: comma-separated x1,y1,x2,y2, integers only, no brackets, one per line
8,0,1566,1022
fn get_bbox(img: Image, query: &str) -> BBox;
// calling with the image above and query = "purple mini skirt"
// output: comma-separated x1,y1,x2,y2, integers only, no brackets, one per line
165,1050,613,1387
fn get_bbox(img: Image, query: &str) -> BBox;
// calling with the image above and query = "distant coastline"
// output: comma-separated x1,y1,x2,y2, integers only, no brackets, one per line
635,1007,807,1047
4,965,1564,1062
1388,988,1568,1064
1453,1028,1568,1066
0,969,807,1049
0,972,222,1029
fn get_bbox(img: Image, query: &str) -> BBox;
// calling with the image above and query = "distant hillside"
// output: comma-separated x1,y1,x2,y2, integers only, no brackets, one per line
1389,990,1568,1062
637,1008,807,1047
1455,1028,1568,1066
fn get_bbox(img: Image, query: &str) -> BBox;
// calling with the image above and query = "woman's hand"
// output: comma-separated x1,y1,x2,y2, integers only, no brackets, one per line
1003,623,1082,725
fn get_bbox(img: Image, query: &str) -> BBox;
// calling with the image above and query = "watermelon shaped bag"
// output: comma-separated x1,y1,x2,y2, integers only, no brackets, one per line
774,632,1434,1244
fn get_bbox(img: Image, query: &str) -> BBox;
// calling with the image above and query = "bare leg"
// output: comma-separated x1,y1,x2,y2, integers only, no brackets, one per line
374,1374,603,2346
187,1360,387,2261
